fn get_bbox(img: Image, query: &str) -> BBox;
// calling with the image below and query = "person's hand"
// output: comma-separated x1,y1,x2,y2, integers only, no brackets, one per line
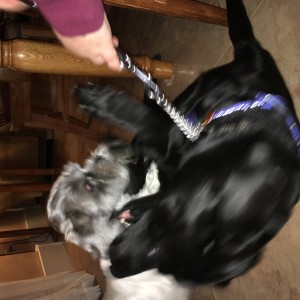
54,13,121,71
0,0,28,11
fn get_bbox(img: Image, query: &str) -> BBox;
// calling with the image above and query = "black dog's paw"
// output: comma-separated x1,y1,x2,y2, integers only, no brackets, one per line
74,84,144,133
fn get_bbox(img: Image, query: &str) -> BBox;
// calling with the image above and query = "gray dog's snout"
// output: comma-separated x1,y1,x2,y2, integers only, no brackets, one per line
48,216,63,233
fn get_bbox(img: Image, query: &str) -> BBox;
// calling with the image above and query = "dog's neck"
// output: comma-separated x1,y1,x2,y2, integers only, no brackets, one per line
115,162,160,212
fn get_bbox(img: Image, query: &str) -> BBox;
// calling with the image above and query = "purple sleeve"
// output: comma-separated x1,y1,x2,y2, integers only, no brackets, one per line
36,0,105,36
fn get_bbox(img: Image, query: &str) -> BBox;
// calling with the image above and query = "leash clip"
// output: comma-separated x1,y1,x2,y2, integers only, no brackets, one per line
117,48,133,71
20,0,38,8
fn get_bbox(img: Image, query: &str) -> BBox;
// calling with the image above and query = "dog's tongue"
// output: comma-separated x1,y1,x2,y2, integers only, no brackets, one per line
117,210,133,228
117,210,132,221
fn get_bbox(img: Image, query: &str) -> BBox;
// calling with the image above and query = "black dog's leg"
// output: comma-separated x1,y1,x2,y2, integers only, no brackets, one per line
226,0,255,46
75,84,176,163
75,84,163,135
226,0,294,108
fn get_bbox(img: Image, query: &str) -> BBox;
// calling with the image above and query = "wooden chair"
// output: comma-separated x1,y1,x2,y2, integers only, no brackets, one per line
0,19,56,42
0,6,175,213
0,6,174,244
0,35,173,158
0,132,57,209
0,168,55,193
0,136,57,238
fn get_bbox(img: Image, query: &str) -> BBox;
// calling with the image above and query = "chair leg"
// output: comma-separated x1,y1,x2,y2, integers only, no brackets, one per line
9,81,31,131
1,19,56,41
0,39,174,79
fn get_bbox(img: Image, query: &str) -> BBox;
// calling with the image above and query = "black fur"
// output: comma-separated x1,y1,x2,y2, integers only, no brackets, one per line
75,0,300,285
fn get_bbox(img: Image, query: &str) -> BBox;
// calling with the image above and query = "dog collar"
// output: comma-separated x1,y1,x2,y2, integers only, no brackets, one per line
186,93,300,158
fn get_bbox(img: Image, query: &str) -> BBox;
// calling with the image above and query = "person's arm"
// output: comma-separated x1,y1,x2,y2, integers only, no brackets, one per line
53,13,120,70
0,0,120,70
35,0,120,70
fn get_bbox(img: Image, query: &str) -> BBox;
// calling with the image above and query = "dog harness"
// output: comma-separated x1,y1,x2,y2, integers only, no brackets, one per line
187,93,300,158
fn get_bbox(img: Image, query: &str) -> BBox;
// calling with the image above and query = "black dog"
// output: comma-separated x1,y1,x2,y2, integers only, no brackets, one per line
76,0,300,285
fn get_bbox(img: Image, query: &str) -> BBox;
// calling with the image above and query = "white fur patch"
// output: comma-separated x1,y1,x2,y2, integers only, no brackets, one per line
116,162,160,211
102,258,189,300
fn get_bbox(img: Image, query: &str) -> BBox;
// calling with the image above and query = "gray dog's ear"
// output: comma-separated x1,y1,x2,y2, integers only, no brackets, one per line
47,162,83,222
87,142,136,168
62,161,82,173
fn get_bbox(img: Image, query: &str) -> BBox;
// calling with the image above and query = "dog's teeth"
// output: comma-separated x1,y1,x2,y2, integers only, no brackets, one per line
119,218,131,228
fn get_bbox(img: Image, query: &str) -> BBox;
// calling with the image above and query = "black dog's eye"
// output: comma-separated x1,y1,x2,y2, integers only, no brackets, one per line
147,247,159,257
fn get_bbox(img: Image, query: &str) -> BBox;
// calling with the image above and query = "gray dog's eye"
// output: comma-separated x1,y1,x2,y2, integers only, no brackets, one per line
95,155,103,161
